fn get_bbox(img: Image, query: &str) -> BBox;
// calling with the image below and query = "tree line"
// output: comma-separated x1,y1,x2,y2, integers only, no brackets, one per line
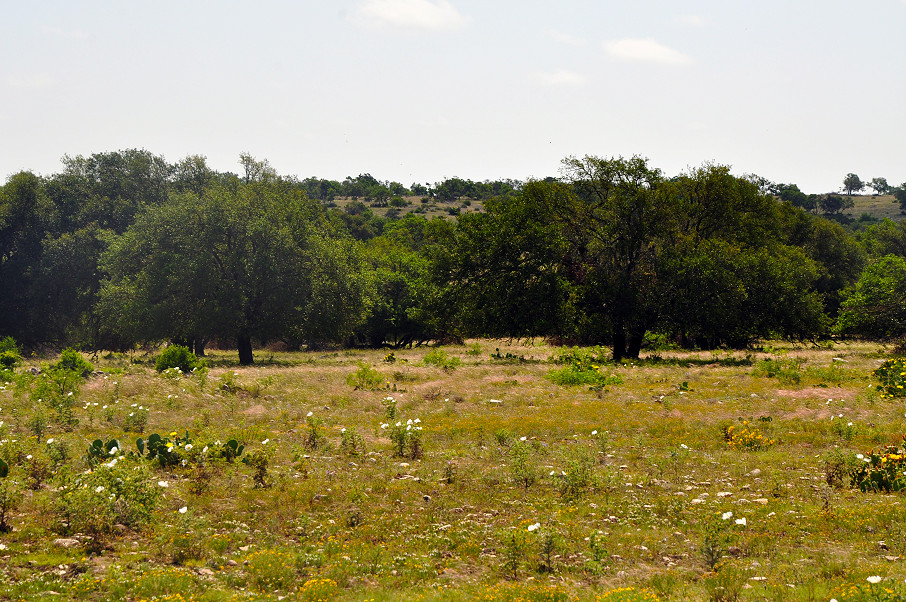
1,149,904,363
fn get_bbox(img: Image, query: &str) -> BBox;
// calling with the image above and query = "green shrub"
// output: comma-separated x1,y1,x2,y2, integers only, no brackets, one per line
0,336,18,354
155,345,202,373
851,440,906,492
56,456,161,543
423,348,461,370
346,361,386,390
875,357,906,398
52,348,94,378
0,337,20,370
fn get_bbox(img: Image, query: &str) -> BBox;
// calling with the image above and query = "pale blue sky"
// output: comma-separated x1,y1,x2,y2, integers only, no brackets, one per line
2,0,905,193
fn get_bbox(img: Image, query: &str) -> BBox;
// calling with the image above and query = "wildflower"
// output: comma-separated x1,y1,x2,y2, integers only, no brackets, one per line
95,486,105,493
520,436,527,441
185,444,193,450
47,438,54,444
680,443,689,449
202,446,208,454
179,506,188,514
414,418,421,423
735,517,747,526
167,446,174,453
722,512,733,520
380,423,388,429
262,439,270,445
109,447,118,455
867,576,882,584
307,411,313,417
158,481,169,488
857,454,864,459
341,427,346,433
592,430,598,435
527,523,540,532
26,455,32,460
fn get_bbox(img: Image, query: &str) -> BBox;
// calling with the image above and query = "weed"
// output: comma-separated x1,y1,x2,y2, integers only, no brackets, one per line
509,439,537,488
423,348,461,370
346,361,386,390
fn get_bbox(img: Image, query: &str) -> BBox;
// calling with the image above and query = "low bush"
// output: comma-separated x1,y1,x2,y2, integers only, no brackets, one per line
52,348,94,378
875,357,906,398
723,421,776,451
55,456,161,543
851,440,906,492
155,345,202,373
346,361,386,390
423,348,461,370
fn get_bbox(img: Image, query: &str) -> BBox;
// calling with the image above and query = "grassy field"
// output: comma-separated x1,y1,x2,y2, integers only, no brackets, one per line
843,194,904,222
2,341,906,601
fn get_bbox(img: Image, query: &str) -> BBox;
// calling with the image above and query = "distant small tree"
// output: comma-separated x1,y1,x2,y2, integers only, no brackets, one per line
869,177,891,196
819,194,854,215
843,173,865,196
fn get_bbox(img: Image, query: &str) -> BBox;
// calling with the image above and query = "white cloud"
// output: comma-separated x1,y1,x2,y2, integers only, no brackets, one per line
355,0,468,31
603,38,691,65
534,71,586,86
675,15,707,28
547,29,587,46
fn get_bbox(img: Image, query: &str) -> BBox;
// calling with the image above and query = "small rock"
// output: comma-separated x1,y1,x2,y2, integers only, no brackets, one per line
52,538,80,549
239,545,250,552
880,541,890,550
749,468,762,477
198,568,215,576
227,559,239,566
717,491,733,497
885,555,900,562
423,495,431,502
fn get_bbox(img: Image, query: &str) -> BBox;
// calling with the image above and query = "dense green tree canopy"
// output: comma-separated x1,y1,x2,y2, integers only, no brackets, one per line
0,148,899,357
100,174,369,363
838,255,906,340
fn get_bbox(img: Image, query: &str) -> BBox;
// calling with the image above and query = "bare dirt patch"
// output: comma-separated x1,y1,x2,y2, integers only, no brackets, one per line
775,386,853,400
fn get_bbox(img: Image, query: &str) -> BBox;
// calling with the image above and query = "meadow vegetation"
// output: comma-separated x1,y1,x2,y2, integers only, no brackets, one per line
0,340,905,600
